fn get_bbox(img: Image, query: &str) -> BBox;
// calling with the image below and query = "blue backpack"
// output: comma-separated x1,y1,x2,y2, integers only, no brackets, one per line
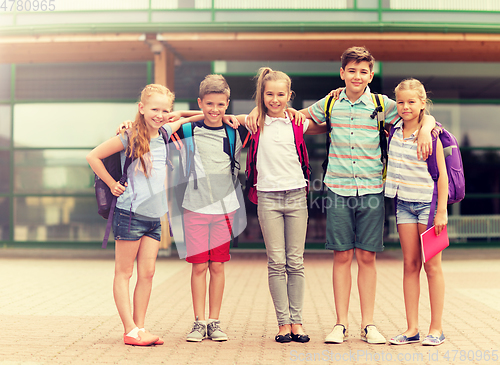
175,122,239,192
388,120,465,228
173,122,240,246
94,128,172,248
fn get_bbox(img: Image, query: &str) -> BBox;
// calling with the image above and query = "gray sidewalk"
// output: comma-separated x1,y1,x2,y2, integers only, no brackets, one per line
0,248,499,364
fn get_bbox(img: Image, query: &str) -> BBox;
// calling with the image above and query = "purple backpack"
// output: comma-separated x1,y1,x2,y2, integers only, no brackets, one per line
94,146,133,249
388,120,465,228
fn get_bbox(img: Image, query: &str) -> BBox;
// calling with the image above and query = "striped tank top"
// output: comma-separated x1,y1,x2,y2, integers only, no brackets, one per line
384,122,434,203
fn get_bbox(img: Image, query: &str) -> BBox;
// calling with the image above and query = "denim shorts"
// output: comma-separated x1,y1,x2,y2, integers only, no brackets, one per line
112,208,162,242
396,199,431,226
325,189,385,253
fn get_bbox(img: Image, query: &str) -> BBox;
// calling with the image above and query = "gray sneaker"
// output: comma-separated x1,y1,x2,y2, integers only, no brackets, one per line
186,319,207,342
207,320,228,341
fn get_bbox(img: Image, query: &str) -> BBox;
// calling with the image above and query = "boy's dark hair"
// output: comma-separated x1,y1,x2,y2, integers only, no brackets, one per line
341,46,375,71
199,74,230,100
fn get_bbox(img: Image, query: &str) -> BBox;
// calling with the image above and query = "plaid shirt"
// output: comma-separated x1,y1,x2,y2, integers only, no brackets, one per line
308,86,399,197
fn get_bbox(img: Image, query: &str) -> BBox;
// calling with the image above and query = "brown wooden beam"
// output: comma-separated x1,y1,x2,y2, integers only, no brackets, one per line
2,32,500,64
0,33,153,64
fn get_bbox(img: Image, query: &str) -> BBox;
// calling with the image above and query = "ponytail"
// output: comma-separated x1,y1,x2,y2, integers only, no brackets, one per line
255,67,272,132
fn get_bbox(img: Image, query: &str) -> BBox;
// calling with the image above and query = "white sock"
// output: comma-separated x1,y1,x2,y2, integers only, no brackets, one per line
197,320,207,325
207,319,218,324
126,327,140,339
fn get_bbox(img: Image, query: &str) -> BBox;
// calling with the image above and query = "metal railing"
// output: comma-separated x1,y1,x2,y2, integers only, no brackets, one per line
31,0,500,11
2,0,500,36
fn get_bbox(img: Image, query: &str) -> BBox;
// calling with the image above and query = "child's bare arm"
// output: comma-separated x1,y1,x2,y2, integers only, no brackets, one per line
115,120,133,134
247,107,312,132
286,108,307,126
86,136,127,197
246,107,259,133
434,138,448,236
222,115,243,129
417,114,436,160
167,114,203,134
115,110,204,133
298,108,313,119
327,87,344,99
166,110,203,123
305,121,327,135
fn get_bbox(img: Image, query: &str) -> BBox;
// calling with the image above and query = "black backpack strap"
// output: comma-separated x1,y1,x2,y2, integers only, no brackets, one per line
159,127,174,171
223,124,241,248
371,93,387,164
240,126,251,148
103,136,134,249
181,123,198,189
224,123,239,177
321,95,335,194
244,133,258,199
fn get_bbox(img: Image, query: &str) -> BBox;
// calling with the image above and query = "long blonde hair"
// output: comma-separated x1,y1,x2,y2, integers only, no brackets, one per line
123,84,174,177
254,67,292,132
394,78,432,124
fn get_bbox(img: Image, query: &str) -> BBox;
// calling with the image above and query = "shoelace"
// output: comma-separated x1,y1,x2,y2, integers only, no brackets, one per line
208,321,221,334
191,322,205,334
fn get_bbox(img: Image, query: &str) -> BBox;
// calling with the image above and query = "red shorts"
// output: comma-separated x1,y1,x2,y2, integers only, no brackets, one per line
183,209,235,264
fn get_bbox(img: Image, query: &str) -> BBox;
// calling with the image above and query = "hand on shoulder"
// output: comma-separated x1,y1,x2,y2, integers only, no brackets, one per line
116,120,134,135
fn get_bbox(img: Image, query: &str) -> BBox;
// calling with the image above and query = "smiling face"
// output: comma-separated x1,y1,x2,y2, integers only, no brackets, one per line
339,60,374,102
197,93,229,127
138,92,172,136
263,80,290,118
396,89,426,124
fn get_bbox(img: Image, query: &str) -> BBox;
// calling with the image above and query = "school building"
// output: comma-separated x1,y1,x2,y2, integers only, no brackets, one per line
1,0,500,249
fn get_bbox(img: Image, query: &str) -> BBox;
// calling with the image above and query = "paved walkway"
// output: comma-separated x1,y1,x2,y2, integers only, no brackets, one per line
0,248,499,364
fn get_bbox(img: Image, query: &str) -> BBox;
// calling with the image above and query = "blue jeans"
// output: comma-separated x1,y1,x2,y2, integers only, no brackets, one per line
257,188,307,326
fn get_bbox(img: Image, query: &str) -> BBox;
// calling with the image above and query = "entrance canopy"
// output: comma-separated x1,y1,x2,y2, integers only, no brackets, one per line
2,32,500,65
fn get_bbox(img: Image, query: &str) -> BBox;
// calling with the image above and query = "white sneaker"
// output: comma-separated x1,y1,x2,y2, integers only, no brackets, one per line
325,324,348,343
361,325,386,344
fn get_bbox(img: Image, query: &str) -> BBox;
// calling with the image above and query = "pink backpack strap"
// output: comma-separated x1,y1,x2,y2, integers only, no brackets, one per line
245,129,260,205
291,122,303,144
291,122,311,194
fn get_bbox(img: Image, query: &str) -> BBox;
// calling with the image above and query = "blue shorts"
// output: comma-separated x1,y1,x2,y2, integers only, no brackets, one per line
396,199,431,226
112,208,162,242
325,189,385,253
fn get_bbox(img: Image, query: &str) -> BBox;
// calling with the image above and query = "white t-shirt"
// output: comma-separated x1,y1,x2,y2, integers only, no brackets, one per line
253,113,309,192
180,121,242,214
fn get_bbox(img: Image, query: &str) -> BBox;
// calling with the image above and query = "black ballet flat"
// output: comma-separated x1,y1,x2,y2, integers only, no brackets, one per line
291,333,310,343
275,333,292,343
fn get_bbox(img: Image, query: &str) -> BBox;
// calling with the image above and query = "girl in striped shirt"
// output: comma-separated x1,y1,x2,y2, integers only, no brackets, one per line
385,79,448,346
